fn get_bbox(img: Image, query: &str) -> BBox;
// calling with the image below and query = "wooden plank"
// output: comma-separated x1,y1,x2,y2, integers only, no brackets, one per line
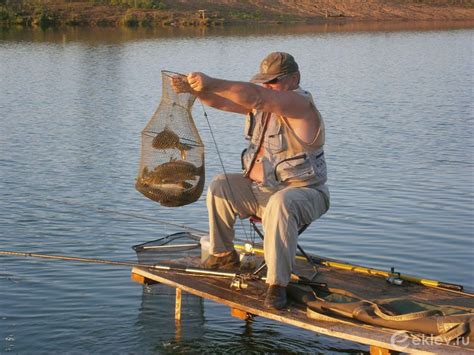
175,288,182,321
132,267,474,354
175,316,182,342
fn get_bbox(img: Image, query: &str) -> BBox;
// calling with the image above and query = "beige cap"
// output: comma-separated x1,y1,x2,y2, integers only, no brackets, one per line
250,52,299,84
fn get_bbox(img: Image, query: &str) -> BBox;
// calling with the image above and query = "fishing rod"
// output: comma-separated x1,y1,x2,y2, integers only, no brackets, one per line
233,244,472,297
0,250,238,278
0,250,326,290
20,198,471,295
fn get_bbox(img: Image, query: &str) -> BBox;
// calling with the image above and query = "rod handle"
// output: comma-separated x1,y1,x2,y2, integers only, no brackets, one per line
437,282,464,291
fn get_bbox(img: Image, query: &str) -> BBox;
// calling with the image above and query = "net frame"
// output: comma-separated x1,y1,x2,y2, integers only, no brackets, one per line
133,232,201,265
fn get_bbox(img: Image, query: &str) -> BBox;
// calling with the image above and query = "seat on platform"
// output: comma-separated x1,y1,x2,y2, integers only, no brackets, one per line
248,216,317,277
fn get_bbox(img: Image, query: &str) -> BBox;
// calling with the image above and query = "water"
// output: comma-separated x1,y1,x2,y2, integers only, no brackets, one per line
1,23,473,353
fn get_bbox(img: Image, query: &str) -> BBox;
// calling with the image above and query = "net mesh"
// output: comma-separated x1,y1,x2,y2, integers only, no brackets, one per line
133,232,201,265
136,71,205,207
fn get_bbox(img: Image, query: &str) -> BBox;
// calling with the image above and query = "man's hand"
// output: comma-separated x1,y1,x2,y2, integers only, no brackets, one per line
171,75,192,94
187,72,211,92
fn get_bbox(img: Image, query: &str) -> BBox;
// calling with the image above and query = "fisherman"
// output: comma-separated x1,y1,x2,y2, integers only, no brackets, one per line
171,52,330,310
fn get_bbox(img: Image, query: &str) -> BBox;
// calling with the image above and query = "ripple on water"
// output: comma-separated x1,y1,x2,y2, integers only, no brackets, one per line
1,27,473,353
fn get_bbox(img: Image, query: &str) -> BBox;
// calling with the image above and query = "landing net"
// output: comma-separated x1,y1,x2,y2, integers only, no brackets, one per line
133,232,201,265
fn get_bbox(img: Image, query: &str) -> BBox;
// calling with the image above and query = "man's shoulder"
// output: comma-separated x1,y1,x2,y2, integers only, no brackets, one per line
293,86,314,101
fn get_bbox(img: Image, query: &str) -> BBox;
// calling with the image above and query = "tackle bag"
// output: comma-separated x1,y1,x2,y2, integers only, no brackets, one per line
306,288,474,345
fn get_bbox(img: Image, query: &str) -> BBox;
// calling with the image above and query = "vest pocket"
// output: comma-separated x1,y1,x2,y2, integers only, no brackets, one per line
266,122,286,153
312,152,327,180
274,154,316,183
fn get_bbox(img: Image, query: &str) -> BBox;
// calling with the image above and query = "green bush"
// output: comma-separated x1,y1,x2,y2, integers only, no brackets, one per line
36,9,59,29
0,8,10,21
108,0,166,9
229,10,261,20
122,11,138,26
137,0,166,9
140,13,155,26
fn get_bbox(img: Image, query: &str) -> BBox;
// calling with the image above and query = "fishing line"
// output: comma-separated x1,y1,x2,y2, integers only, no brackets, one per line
40,197,207,236
198,99,252,243
31,197,252,244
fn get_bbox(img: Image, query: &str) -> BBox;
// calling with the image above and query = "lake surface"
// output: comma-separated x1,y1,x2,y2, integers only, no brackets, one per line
1,22,473,353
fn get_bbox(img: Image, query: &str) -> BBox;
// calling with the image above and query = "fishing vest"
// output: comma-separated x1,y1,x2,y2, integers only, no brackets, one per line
241,87,327,189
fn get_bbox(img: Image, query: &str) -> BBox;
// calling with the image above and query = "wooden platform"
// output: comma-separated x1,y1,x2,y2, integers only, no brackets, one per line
131,256,473,354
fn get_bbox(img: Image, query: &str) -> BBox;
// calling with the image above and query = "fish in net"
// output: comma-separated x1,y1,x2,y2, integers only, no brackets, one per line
136,71,205,207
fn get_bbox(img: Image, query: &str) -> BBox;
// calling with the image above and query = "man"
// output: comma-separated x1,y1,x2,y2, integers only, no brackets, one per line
172,52,329,310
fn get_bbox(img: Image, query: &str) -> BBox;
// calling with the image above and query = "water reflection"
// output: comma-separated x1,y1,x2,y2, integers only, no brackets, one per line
1,20,472,44
134,283,367,354
135,284,205,352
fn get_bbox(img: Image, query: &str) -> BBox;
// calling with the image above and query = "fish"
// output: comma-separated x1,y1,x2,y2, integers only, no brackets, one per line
152,128,191,160
143,160,203,186
152,160,202,183
152,128,179,149
135,161,205,207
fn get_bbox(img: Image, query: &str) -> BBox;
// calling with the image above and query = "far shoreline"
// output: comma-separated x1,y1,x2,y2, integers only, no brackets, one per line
1,1,473,30
1,19,473,36
1,19,473,47
1,17,474,31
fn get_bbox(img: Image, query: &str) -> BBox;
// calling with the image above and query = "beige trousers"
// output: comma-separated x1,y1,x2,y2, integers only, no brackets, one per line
206,173,329,286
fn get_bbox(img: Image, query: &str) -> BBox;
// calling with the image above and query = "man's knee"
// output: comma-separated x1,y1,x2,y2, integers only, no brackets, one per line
263,188,322,228
265,190,293,216
207,174,229,197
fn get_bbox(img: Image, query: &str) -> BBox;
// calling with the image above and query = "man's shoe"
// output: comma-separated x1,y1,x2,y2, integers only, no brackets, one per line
201,250,240,270
264,285,287,310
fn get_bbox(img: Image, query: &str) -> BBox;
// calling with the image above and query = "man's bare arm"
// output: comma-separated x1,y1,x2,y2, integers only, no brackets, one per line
197,92,250,114
172,76,249,114
187,72,315,120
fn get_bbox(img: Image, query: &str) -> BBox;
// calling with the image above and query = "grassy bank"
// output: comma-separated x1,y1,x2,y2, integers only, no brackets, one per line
1,0,473,29
0,0,215,28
